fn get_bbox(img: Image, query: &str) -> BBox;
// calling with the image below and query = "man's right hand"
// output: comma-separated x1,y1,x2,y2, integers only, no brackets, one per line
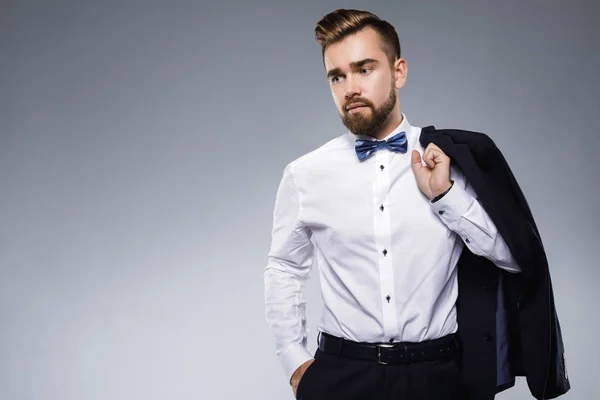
290,359,315,398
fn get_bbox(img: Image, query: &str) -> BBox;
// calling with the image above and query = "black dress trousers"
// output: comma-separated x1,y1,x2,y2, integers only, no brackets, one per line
295,348,464,400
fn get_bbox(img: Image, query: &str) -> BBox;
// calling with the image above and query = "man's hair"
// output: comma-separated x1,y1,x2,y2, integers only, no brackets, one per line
315,9,401,65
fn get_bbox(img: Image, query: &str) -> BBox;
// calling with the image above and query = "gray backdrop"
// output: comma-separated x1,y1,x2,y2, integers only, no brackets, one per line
1,0,598,399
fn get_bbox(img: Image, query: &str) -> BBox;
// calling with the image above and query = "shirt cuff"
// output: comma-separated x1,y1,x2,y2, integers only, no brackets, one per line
430,181,474,225
280,342,314,384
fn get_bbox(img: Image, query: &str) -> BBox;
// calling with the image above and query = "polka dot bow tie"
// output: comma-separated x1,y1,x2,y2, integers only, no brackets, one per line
354,131,408,161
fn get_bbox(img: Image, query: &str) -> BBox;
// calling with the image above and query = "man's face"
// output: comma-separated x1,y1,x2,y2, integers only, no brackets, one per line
323,27,405,136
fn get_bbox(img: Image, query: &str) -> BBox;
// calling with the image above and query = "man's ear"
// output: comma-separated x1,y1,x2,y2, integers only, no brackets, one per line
393,58,407,90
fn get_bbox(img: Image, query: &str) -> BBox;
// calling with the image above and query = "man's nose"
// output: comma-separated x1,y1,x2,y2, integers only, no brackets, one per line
344,76,360,99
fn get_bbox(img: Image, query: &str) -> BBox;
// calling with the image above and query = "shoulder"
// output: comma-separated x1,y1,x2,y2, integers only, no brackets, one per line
286,134,349,173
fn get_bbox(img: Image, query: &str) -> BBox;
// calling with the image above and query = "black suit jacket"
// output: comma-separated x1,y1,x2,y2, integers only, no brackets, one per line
420,126,570,399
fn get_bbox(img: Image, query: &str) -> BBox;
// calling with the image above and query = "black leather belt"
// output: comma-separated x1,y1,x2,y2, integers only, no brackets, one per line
317,331,459,365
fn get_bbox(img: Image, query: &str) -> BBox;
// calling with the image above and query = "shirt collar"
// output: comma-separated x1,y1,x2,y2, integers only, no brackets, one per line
346,113,412,144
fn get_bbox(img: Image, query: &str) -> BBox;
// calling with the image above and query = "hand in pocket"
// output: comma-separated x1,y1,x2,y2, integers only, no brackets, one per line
291,359,315,398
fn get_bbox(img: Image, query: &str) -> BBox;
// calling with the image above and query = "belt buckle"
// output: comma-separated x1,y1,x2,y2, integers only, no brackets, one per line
376,343,398,365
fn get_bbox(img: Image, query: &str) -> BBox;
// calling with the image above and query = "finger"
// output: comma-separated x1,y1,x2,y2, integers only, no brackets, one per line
426,143,443,152
423,144,436,166
411,150,431,183
424,143,441,155
426,143,449,161
430,148,450,166
411,149,425,171
423,148,437,169
424,147,448,167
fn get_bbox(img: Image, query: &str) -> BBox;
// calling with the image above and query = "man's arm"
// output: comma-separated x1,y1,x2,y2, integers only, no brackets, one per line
264,163,315,386
430,167,521,273
411,144,521,273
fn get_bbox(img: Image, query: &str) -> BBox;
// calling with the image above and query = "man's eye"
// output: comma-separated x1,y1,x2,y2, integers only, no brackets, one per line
331,76,341,84
361,68,372,74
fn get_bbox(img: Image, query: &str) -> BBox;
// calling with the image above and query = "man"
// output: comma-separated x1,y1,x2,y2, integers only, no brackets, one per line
264,8,569,400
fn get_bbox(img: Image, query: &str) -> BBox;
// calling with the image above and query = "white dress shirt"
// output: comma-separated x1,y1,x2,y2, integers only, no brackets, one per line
264,114,520,382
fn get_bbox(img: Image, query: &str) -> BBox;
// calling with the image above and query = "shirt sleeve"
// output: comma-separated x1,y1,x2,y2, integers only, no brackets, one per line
264,163,315,383
430,170,522,273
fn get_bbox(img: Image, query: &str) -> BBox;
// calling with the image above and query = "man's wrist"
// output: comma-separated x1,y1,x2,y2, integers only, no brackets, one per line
290,363,303,385
281,343,314,384
289,358,313,386
431,180,454,203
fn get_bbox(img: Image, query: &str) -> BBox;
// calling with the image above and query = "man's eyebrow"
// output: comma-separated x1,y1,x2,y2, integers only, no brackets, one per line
350,58,379,69
326,67,342,79
326,58,380,79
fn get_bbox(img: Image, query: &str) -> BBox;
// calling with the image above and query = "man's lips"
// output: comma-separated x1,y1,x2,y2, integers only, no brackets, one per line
346,103,369,113
346,102,366,110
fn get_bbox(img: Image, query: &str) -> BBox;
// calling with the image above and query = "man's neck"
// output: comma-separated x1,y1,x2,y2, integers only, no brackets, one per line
369,110,403,140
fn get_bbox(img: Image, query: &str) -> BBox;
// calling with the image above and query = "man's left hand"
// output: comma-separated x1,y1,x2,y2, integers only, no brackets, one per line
410,143,453,200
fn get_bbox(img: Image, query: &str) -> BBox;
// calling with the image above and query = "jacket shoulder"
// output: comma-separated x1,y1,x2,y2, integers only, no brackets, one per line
421,125,498,150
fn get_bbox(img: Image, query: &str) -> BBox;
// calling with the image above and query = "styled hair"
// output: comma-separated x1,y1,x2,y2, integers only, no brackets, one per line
315,9,401,65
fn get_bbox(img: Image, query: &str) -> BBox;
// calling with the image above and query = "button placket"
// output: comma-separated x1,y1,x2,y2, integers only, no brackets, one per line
374,150,398,339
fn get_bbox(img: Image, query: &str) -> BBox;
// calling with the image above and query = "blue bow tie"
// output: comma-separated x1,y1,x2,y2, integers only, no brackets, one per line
354,131,408,161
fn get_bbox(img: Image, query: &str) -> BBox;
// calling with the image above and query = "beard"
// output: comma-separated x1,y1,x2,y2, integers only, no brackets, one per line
340,85,397,136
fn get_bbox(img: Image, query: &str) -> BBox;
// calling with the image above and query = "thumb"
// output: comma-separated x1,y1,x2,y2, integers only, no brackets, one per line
411,150,424,173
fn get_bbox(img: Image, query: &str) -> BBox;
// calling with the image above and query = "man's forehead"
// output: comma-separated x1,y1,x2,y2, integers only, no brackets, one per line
323,29,386,69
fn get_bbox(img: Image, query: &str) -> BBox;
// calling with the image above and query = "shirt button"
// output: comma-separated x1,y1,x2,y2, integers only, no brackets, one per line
382,249,388,256
380,165,384,170
483,333,494,342
389,338,394,343
465,238,471,243
386,295,391,302
438,210,445,215
380,205,384,211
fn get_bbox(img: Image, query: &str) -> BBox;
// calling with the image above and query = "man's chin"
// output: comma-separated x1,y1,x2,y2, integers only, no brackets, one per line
344,113,369,124
343,117,369,133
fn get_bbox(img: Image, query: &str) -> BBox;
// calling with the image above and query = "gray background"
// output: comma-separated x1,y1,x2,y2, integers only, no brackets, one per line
1,0,598,399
